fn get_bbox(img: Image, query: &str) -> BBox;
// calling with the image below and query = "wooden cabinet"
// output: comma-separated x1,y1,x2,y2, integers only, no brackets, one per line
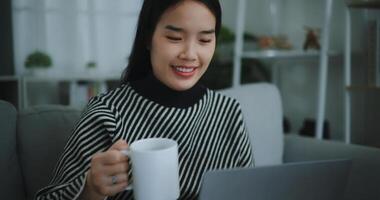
343,0,380,144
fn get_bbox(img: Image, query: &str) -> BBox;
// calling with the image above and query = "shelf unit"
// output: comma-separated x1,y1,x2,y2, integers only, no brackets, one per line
0,75,120,110
344,0,380,144
241,49,339,60
233,0,334,140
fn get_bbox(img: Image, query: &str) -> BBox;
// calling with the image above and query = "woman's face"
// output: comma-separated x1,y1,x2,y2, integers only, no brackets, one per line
150,0,216,91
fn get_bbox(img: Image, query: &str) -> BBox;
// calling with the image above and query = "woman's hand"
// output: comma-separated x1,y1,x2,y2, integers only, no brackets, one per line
81,140,130,200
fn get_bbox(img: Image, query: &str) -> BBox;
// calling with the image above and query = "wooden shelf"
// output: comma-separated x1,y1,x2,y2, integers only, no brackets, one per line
0,76,20,81
346,85,380,91
241,49,339,60
0,75,121,109
346,0,380,8
22,74,120,82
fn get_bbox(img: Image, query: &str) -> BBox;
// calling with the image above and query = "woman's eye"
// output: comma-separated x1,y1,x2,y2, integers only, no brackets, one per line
200,39,212,43
166,36,182,41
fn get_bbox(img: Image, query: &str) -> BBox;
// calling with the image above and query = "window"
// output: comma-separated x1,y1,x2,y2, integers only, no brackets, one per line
12,0,142,76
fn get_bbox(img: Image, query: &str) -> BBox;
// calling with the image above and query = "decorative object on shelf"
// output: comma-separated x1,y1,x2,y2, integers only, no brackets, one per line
25,51,52,69
258,35,292,50
218,26,236,44
303,26,321,51
201,25,269,89
299,118,330,139
259,36,275,49
213,25,259,62
69,81,107,108
274,35,293,50
24,50,53,76
86,61,97,69
85,61,98,76
283,117,291,134
346,0,380,8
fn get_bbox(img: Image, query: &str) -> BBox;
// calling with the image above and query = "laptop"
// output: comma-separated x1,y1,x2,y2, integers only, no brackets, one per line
199,159,351,200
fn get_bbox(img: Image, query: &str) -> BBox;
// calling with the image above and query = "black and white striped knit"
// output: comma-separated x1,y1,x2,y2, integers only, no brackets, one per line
36,74,254,200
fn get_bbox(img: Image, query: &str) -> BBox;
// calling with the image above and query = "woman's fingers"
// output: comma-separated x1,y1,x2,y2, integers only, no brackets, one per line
109,139,129,151
96,139,129,165
107,173,129,185
98,150,128,165
91,167,129,196
87,140,131,196
103,162,129,175
92,144,129,166
101,181,129,196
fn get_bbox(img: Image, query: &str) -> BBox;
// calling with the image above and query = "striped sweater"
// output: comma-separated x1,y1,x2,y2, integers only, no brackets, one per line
36,81,254,200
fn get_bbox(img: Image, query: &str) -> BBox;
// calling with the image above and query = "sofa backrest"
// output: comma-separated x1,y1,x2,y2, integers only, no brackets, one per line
219,83,284,166
17,105,81,200
0,100,25,200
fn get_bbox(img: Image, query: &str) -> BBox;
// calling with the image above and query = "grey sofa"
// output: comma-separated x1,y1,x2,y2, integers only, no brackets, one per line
1,83,380,200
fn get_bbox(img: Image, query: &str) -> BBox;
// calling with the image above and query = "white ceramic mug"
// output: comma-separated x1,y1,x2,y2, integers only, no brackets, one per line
121,138,180,200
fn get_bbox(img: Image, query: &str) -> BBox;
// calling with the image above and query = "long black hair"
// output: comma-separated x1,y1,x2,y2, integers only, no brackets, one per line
121,0,222,84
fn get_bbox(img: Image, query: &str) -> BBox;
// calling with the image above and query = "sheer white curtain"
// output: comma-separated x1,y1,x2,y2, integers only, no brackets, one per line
12,0,142,76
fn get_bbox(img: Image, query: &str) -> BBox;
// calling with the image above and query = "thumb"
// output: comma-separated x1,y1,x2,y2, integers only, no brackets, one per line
109,139,129,151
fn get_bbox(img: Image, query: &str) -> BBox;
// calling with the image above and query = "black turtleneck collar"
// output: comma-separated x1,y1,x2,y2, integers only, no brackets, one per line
129,73,207,109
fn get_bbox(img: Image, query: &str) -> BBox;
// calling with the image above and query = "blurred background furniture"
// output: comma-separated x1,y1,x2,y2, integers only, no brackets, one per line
0,75,119,110
220,83,380,200
233,0,334,141
1,83,380,200
3,0,379,147
343,0,380,144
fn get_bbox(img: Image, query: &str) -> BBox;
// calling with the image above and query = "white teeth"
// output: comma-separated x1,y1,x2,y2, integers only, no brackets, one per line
175,67,195,73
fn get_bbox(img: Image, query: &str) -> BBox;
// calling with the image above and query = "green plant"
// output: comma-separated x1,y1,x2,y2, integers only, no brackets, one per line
24,51,52,69
218,26,235,43
86,61,97,68
203,26,270,88
218,26,258,44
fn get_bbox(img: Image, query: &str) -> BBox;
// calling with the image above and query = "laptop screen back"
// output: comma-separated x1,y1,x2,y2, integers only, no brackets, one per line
199,159,351,200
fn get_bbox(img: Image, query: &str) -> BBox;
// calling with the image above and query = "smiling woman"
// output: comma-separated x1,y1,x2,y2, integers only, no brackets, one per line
150,1,216,91
35,1,254,200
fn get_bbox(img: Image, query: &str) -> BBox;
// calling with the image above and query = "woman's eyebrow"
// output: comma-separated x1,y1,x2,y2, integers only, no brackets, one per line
200,29,215,35
165,25,215,35
165,25,183,32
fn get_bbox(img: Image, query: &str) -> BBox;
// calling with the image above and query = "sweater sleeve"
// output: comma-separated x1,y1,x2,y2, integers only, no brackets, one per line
35,97,118,200
235,103,255,168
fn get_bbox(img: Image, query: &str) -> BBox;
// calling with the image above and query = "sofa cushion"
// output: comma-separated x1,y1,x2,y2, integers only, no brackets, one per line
220,83,284,166
17,105,81,200
0,100,25,200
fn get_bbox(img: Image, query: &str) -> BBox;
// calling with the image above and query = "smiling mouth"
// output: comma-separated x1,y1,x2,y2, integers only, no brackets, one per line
172,65,197,72
171,65,198,77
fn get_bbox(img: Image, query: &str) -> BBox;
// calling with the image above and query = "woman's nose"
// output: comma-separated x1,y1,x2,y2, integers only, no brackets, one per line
179,42,197,61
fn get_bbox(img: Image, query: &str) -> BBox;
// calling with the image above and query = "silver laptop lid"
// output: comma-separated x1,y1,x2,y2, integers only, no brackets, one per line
199,159,351,200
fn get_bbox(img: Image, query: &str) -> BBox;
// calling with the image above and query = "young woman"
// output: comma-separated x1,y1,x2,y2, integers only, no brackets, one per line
36,0,254,199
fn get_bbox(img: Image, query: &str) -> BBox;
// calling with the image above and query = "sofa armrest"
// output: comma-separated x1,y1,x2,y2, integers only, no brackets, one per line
0,100,25,200
284,134,380,200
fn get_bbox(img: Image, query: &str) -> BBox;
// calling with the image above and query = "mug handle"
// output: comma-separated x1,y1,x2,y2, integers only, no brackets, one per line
120,149,133,190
